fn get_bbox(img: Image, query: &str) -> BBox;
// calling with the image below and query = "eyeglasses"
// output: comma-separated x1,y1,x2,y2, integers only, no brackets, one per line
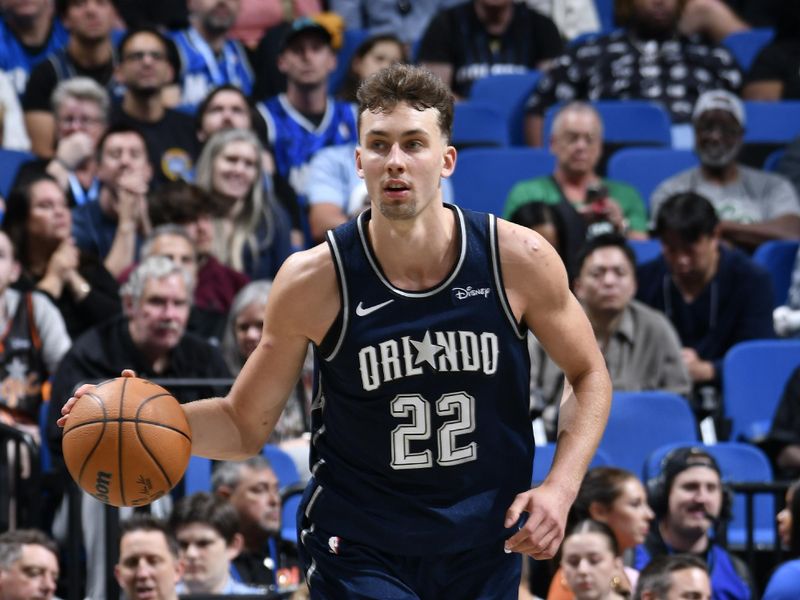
58,115,104,127
122,50,166,63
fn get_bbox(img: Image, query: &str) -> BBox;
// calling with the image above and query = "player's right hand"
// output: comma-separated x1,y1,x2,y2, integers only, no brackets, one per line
57,369,137,428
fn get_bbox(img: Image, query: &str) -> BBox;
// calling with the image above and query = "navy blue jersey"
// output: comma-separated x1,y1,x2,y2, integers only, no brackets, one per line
304,205,533,555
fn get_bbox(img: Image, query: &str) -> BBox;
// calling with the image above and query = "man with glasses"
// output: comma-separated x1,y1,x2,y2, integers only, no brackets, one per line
110,28,198,185
650,90,800,251
22,0,118,158
13,76,109,206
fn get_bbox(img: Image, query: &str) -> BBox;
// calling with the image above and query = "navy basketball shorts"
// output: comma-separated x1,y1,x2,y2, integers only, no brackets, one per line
298,521,522,600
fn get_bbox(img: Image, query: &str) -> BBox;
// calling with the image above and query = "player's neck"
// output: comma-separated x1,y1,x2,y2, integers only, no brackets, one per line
368,203,457,291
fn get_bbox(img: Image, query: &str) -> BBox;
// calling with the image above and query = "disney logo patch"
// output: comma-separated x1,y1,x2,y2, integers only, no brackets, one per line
452,285,491,301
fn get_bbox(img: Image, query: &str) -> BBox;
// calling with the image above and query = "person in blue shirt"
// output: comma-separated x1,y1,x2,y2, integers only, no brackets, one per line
256,17,358,245
169,0,255,109
0,0,68,97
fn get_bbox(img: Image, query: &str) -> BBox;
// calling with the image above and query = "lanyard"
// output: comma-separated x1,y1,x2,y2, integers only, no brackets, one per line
67,174,100,206
187,27,241,87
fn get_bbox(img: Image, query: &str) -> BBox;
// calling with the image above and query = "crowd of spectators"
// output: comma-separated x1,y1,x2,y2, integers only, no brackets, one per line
0,0,797,598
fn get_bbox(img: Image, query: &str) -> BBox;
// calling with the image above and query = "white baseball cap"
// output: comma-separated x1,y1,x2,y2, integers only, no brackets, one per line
692,90,745,127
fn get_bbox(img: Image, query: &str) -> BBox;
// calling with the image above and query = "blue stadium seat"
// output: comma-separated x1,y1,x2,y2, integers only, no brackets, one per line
763,148,785,172
752,239,799,307
469,71,541,146
743,101,800,144
606,147,698,211
328,28,369,95
598,391,698,478
0,148,35,200
451,147,555,215
629,238,662,265
532,443,611,485
645,441,776,547
723,339,800,442
594,0,616,32
262,444,301,488
452,101,511,149
722,28,775,72
183,455,213,494
543,101,673,148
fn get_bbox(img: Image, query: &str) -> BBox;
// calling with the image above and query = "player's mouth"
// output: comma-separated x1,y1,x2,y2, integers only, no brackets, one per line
383,180,410,199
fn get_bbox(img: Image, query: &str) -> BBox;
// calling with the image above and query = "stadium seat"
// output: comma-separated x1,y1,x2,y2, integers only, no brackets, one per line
723,339,800,442
740,101,800,168
629,238,662,265
722,28,775,72
451,147,555,215
543,101,673,148
469,71,541,146
606,147,699,211
263,444,301,488
328,28,369,95
452,101,511,149
532,443,611,485
752,239,799,307
183,455,213,494
597,391,698,478
763,148,785,172
645,441,776,547
594,0,615,32
0,148,35,199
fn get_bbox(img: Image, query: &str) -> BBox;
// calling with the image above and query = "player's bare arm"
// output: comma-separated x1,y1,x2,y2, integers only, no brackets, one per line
498,219,612,558
183,244,340,459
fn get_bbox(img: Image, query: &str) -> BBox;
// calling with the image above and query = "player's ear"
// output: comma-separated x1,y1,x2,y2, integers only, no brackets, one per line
215,485,233,499
355,146,365,179
440,144,456,178
588,500,609,521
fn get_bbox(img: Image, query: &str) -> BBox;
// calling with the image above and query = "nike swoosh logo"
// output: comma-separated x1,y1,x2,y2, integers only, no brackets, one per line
355,299,395,316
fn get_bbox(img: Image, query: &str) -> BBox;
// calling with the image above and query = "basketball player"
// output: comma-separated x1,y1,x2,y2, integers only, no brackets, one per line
62,63,612,598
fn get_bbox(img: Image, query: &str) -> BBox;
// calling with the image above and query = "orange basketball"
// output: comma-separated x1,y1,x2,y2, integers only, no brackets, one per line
62,376,192,507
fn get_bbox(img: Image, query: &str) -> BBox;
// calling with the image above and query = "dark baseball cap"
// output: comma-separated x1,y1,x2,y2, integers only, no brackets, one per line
280,17,332,52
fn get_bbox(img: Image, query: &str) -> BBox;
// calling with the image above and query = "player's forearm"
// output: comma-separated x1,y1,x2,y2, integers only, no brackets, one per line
547,369,611,499
183,395,273,460
719,216,800,250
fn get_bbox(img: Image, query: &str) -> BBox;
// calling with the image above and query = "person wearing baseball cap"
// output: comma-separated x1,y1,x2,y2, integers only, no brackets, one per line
650,89,800,251
635,446,753,600
256,16,358,249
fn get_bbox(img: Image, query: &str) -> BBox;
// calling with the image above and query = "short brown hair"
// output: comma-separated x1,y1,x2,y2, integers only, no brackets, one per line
356,64,454,142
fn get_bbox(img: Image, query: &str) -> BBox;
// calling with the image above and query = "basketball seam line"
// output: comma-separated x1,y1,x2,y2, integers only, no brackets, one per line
63,418,191,441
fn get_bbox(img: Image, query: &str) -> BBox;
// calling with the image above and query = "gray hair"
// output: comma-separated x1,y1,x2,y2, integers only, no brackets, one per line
211,455,274,493
120,255,194,305
220,279,273,373
139,224,196,261
194,128,276,273
0,529,59,570
551,101,603,140
633,554,709,600
51,76,110,123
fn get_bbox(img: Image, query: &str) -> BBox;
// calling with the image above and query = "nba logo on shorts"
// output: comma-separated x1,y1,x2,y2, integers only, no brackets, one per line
328,536,341,555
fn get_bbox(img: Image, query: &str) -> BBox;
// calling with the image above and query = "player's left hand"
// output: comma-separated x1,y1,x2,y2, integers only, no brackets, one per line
503,482,571,559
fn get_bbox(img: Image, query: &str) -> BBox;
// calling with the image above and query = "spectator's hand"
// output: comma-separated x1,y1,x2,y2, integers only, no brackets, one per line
55,131,95,170
45,237,80,281
57,369,137,428
774,306,800,337
503,481,570,559
116,172,150,229
681,347,715,382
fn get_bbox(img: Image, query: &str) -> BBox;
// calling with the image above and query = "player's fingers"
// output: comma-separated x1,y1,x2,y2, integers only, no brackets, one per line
121,369,137,378
504,493,530,528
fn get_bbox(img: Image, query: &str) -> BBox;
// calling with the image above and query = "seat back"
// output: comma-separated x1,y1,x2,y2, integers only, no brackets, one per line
598,391,698,478
740,101,800,168
723,339,800,441
532,444,611,485
451,147,555,215
752,239,799,307
469,71,541,146
328,28,370,95
262,444,301,488
722,28,775,72
452,101,511,149
629,238,662,265
645,441,775,547
0,148,35,199
606,147,699,212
